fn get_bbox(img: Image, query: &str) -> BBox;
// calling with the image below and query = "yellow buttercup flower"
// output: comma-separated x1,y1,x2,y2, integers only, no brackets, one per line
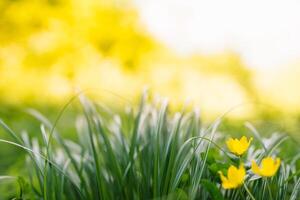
218,164,246,189
226,136,252,156
251,157,281,177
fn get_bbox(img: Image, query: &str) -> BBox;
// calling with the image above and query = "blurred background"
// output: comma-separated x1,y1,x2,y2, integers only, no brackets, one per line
0,0,300,183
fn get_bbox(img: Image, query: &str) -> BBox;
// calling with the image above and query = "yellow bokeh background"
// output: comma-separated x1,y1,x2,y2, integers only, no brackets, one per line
1,0,300,124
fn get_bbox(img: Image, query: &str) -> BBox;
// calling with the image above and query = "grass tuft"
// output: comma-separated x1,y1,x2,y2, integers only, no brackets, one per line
0,94,299,199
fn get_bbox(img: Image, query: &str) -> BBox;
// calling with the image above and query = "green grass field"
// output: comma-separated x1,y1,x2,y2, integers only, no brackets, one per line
0,93,299,199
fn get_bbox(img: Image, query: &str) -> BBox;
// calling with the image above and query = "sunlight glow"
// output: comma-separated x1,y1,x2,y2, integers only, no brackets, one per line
134,0,300,69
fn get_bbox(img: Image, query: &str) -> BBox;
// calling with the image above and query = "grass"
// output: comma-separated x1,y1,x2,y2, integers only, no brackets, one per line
0,93,299,199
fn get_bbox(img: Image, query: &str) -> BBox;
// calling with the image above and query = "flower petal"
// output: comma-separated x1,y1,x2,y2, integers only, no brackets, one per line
251,160,261,176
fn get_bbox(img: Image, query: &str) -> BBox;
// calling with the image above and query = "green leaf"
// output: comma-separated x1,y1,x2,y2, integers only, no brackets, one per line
208,162,229,175
200,179,224,200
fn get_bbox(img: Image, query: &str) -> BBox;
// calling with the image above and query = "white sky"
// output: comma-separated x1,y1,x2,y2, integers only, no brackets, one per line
134,0,300,69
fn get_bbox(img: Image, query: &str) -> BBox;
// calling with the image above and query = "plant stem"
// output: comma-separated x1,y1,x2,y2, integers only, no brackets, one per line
238,188,246,200
266,178,274,200
243,184,256,200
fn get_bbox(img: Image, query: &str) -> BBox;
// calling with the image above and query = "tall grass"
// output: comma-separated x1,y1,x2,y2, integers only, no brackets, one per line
0,93,299,199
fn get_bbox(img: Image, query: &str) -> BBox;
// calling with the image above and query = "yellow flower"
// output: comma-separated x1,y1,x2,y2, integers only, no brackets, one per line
226,136,253,156
218,164,246,189
251,157,281,177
